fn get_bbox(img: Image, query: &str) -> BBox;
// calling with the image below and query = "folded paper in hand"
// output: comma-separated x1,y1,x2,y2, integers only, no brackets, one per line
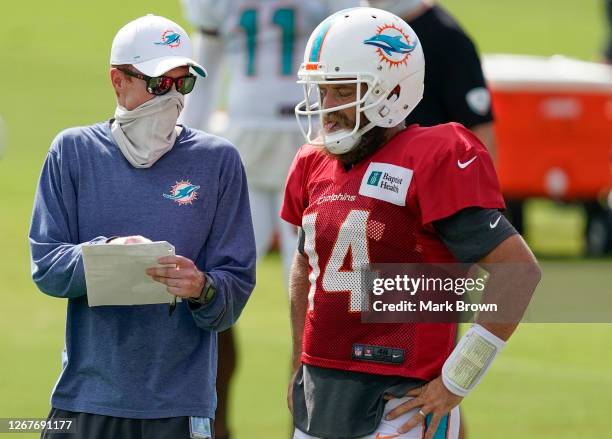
82,241,180,306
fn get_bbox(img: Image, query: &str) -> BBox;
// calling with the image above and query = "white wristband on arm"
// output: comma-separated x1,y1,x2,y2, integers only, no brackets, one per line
441,324,506,397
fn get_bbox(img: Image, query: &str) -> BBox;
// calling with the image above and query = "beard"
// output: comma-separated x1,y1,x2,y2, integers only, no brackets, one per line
319,109,406,167
335,125,388,167
319,121,388,168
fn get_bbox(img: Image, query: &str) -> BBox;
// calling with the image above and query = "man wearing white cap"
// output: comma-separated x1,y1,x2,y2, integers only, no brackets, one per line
30,14,256,438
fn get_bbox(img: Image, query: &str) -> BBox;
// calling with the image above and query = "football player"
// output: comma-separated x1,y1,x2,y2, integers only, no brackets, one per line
179,1,360,438
282,7,541,439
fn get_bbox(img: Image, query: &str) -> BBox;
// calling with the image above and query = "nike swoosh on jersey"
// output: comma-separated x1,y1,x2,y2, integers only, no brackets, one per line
457,156,477,169
375,434,400,439
490,215,502,228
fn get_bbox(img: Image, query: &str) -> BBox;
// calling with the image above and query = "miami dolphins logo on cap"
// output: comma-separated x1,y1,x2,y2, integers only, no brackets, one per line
364,24,417,68
163,180,200,205
155,30,181,48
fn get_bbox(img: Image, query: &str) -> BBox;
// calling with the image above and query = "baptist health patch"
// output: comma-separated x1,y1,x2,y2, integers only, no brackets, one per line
359,162,413,206
189,417,212,439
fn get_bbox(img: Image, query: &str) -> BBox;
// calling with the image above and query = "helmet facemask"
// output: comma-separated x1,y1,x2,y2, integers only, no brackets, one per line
295,71,389,154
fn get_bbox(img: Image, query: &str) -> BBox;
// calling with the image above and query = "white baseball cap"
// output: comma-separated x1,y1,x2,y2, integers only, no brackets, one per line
110,14,207,77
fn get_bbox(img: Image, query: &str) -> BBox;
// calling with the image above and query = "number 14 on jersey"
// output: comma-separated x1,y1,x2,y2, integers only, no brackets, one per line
303,210,378,312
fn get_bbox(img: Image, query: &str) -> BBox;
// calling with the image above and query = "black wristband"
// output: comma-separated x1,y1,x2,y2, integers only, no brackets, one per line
188,274,216,306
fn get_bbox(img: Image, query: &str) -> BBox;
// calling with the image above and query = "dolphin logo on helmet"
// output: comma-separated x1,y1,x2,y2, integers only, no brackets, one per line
364,23,418,68
363,34,417,56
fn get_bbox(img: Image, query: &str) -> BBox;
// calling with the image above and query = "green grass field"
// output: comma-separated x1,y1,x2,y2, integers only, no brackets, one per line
1,1,611,438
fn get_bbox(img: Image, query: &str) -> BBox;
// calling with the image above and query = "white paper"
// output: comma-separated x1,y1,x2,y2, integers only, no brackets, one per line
82,241,181,306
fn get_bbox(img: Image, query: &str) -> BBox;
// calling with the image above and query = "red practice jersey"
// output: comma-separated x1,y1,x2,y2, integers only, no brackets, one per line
281,123,505,380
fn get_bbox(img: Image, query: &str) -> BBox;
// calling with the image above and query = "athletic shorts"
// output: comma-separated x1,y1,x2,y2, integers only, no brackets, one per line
293,397,460,439
41,407,214,439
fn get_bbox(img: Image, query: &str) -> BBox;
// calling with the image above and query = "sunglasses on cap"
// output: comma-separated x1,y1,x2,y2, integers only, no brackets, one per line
117,67,196,96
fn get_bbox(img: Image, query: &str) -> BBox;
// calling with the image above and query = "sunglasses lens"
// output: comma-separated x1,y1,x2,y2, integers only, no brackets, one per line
148,76,173,95
177,76,196,95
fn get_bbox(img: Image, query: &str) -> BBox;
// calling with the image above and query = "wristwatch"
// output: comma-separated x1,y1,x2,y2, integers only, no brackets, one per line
188,273,216,306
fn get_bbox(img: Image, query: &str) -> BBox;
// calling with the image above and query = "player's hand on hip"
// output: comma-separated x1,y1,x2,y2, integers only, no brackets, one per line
384,376,463,439
146,255,206,299
108,235,152,245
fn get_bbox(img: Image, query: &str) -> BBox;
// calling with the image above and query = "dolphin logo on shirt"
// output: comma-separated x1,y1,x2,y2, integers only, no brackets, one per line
163,180,200,205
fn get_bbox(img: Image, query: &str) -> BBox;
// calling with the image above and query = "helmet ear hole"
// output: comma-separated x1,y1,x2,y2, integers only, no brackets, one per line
388,85,401,101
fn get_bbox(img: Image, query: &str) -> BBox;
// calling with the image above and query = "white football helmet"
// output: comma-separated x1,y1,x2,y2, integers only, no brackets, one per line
295,7,425,154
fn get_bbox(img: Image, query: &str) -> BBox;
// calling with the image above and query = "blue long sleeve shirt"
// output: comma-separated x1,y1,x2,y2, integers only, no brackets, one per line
29,121,256,419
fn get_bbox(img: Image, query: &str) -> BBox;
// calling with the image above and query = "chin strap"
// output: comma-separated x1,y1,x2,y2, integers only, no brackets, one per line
324,120,377,154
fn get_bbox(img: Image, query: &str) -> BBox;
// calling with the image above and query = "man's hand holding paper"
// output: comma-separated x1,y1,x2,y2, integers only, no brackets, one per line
83,238,179,306
146,255,206,300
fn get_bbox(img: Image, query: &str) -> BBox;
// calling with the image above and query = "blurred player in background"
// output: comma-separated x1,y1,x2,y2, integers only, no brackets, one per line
179,1,360,438
284,7,540,438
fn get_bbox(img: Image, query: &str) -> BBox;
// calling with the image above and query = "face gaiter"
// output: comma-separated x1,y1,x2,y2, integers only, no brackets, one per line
111,90,184,168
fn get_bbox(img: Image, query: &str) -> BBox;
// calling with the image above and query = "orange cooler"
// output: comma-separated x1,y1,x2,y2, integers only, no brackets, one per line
482,54,612,200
